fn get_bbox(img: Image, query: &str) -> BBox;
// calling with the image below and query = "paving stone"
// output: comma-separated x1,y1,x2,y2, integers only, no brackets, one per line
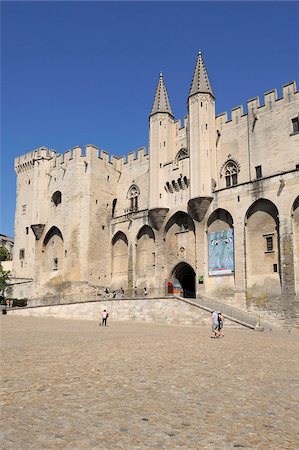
0,316,298,449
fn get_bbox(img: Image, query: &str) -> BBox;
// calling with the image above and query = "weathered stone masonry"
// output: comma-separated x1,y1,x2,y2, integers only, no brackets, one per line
12,51,299,322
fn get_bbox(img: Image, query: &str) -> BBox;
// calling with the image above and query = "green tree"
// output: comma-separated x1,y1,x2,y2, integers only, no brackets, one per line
0,246,10,261
0,265,12,302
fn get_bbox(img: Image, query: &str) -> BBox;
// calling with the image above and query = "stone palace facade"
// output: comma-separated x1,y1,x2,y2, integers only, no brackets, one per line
12,52,299,320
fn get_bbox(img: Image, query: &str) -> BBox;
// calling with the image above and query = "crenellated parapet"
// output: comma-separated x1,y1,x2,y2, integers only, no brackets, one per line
14,147,52,173
216,81,298,130
15,144,149,175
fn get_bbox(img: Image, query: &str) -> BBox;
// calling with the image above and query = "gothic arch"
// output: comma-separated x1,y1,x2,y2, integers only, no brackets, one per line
176,147,189,163
171,262,196,298
136,225,156,284
112,231,128,246
164,211,195,235
42,226,64,272
207,208,234,230
207,209,235,279
127,184,140,212
43,226,64,246
136,225,155,241
164,212,196,274
220,159,240,187
111,231,128,287
245,199,281,298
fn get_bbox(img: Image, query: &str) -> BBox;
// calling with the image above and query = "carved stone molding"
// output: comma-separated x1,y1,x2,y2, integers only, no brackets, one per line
148,208,169,230
187,197,213,222
31,224,45,240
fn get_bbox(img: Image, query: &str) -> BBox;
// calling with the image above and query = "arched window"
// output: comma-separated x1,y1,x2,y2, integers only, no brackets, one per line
224,161,238,187
51,191,62,206
127,185,140,212
176,148,189,162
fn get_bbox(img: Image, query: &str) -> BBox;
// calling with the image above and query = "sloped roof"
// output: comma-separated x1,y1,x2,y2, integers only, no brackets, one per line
189,50,214,98
150,72,174,117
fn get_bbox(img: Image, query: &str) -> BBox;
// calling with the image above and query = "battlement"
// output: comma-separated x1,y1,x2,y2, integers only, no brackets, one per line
15,144,149,175
216,80,298,128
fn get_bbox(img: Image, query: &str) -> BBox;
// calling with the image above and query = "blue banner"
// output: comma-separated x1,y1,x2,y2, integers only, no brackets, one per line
208,229,234,276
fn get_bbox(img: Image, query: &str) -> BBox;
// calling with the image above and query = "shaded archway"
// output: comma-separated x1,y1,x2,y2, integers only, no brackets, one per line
42,226,64,272
136,225,156,285
172,262,196,298
164,211,196,272
245,199,280,298
111,231,128,287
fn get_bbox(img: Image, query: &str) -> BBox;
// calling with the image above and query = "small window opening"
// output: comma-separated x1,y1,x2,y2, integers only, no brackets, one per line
107,175,109,181
201,102,203,107
102,225,105,230
237,196,240,202
52,191,62,206
255,165,262,179
205,124,208,130
112,198,117,217
26,227,29,234
266,236,273,252
53,258,58,270
19,249,25,259
273,263,278,273
292,116,299,134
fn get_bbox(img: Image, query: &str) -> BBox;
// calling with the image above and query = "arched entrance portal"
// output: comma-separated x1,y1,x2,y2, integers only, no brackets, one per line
172,262,196,298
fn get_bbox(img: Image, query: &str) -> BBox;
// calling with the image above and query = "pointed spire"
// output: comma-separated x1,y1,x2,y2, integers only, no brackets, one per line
188,50,214,98
150,72,174,117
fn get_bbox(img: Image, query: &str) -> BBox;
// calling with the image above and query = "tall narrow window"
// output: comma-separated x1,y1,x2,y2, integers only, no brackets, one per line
224,161,238,187
265,236,273,252
19,249,25,259
292,116,299,134
112,199,117,218
255,165,262,179
127,185,140,212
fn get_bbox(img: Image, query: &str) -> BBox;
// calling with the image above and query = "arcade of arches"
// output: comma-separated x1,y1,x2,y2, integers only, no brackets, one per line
110,196,299,314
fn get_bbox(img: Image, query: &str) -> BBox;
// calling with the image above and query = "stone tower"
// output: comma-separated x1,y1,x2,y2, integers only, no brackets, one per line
149,73,175,210
187,51,216,219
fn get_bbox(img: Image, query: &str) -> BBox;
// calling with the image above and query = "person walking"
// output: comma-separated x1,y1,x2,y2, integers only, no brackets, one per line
101,309,109,326
211,311,220,338
217,311,224,337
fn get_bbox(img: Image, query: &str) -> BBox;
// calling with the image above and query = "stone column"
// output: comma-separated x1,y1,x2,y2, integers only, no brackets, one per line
279,214,297,323
233,220,246,308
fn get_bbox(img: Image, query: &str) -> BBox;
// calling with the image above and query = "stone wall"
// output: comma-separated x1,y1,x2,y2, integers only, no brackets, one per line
6,297,239,327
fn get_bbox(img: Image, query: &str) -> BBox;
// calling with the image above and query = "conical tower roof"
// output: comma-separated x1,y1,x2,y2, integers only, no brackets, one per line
188,50,214,98
150,72,174,117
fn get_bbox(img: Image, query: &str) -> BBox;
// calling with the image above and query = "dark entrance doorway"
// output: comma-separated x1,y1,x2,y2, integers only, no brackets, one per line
172,262,196,298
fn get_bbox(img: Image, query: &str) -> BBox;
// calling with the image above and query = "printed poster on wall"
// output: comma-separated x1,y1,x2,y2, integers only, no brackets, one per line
208,229,234,276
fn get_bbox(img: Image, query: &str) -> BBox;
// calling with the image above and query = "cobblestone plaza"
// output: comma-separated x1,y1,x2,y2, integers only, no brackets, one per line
1,316,298,449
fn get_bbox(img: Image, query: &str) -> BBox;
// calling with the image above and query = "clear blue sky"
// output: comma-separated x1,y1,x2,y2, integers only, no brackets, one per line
1,1,298,237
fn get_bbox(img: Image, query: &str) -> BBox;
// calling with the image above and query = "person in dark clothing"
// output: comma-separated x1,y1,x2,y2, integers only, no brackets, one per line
101,309,109,326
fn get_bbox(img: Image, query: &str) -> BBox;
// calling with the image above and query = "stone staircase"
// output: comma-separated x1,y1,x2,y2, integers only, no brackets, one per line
176,295,278,331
